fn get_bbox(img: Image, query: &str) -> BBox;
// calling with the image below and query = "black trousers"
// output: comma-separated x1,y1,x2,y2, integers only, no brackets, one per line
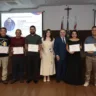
27,54,40,81
56,59,66,81
12,56,24,80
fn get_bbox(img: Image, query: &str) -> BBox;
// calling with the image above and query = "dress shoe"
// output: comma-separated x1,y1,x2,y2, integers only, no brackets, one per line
26,79,32,83
2,80,8,84
34,80,38,84
20,79,24,83
10,79,17,84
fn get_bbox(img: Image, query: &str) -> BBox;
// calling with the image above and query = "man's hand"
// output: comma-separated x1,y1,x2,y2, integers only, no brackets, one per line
56,55,60,61
87,51,94,54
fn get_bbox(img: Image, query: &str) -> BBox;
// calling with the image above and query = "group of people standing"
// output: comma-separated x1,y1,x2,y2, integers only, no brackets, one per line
0,25,96,87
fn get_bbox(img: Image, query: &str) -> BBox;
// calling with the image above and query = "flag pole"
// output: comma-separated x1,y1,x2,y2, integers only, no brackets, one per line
61,16,64,29
65,5,72,37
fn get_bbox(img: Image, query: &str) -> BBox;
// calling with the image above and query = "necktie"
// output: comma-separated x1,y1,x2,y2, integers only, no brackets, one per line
62,37,65,43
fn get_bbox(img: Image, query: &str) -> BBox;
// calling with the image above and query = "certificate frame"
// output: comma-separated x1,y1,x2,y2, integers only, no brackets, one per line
84,44,96,52
0,46,9,53
69,44,80,52
28,44,39,52
13,47,24,54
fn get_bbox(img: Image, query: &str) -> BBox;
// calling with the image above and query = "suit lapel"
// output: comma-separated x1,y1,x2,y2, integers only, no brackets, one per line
59,37,63,43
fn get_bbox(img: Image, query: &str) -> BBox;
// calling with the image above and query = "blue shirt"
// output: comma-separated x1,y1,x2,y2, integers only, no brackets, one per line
85,36,96,56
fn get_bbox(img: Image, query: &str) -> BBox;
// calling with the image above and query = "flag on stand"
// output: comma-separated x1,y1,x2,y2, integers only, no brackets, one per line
74,16,77,30
61,16,64,29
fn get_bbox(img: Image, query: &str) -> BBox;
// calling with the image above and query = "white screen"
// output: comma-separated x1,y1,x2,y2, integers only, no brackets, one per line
1,12,42,37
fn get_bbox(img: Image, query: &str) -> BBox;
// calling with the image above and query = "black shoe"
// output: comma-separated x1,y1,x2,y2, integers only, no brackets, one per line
10,79,17,84
34,80,38,84
26,80,32,83
56,80,60,83
20,79,24,83
2,80,8,84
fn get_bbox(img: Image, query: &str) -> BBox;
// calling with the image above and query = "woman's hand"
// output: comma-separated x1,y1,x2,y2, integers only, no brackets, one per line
69,51,75,54
40,54,42,59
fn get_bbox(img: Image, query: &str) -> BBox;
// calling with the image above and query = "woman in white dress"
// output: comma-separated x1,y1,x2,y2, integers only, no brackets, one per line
40,29,55,82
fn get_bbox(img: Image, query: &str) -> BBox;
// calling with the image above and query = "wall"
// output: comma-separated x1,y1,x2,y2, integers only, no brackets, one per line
1,5,96,30
41,5,95,30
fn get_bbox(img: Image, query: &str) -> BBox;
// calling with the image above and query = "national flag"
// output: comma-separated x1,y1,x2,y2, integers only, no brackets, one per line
74,16,77,30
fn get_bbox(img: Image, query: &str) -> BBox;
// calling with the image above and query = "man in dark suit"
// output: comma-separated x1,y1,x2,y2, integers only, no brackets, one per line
54,29,67,83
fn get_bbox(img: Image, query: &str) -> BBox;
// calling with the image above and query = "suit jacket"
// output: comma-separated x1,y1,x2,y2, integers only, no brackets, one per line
54,36,67,60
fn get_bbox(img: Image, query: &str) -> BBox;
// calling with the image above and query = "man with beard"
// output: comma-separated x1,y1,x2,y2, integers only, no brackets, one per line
25,25,42,84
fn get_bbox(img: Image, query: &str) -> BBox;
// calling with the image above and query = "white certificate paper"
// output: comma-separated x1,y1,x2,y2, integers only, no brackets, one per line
84,44,96,51
28,44,38,52
69,44,80,52
13,47,24,54
0,46,9,53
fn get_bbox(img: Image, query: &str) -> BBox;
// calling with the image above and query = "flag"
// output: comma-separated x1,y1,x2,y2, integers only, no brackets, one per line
61,16,64,29
74,16,77,30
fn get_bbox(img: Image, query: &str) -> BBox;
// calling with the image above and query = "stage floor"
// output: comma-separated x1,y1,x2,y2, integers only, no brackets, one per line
0,79,96,96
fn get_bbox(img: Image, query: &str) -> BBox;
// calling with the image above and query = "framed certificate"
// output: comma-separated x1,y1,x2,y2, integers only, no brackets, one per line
69,44,80,52
13,47,24,54
0,46,9,53
84,44,96,51
28,44,38,52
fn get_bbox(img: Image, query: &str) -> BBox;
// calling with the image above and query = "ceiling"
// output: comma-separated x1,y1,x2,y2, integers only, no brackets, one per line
0,0,96,11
